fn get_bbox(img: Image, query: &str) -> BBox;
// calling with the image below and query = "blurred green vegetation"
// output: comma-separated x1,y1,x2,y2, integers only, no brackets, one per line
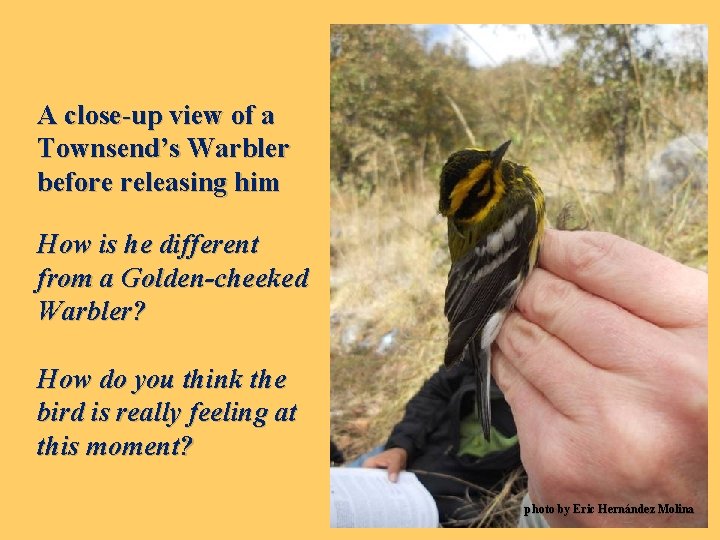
331,24,707,193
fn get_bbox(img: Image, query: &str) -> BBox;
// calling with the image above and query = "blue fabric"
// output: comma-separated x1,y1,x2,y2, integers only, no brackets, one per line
346,445,385,467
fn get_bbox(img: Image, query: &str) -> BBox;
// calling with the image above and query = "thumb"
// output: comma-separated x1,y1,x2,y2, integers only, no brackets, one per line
386,452,407,483
387,460,402,483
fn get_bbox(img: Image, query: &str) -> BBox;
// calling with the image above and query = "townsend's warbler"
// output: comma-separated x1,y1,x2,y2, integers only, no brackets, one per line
439,140,545,441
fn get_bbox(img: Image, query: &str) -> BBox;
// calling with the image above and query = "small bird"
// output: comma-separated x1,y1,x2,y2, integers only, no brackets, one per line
439,140,545,441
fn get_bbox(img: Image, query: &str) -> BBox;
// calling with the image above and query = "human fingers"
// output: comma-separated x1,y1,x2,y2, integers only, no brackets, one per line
538,229,707,329
362,448,407,482
385,451,406,482
495,311,601,418
514,267,676,372
492,347,560,447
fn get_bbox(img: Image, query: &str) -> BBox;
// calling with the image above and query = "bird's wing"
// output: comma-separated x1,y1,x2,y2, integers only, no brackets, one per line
444,202,538,367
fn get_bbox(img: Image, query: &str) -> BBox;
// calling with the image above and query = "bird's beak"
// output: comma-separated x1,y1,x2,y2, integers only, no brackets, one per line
491,140,512,169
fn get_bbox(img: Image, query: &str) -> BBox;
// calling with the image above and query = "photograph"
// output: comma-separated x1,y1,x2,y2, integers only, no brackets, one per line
329,24,708,528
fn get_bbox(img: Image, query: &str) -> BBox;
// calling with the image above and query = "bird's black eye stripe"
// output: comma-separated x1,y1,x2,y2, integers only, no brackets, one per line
440,154,479,208
453,170,495,221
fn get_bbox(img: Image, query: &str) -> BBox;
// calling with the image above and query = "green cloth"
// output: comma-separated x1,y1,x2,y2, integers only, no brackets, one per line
457,412,518,457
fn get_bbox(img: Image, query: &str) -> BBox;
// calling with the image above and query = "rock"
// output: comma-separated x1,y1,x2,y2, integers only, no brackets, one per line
645,133,707,196
340,323,361,350
375,329,398,355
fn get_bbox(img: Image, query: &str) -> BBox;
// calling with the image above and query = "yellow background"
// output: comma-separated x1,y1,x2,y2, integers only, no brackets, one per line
0,1,714,537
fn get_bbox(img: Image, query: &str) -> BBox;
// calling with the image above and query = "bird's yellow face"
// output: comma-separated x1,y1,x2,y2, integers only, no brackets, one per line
439,141,511,224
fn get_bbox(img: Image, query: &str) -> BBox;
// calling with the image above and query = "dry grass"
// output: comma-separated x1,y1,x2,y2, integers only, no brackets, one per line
330,181,448,457
330,140,707,526
433,467,528,527
535,139,708,268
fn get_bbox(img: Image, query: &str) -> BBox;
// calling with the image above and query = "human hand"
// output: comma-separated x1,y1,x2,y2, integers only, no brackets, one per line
362,448,409,483
493,229,707,527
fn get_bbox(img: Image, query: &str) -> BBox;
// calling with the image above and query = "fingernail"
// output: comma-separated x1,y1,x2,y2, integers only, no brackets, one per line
389,472,398,483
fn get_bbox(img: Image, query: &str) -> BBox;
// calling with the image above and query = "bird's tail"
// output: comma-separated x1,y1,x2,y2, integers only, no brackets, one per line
470,342,491,441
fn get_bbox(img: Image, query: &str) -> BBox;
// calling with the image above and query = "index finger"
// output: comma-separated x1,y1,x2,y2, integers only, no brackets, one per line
539,229,707,329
